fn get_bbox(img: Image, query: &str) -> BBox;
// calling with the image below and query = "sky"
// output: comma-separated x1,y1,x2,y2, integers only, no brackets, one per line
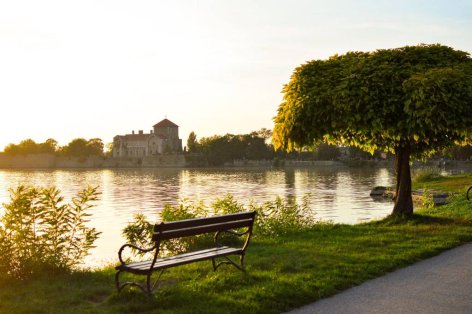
0,0,471,150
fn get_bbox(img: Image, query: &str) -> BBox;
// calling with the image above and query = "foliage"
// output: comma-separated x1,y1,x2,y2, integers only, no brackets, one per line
211,194,246,215
3,137,105,158
0,186,101,279
122,195,317,256
186,131,200,153
419,189,435,209
3,138,58,155
122,200,206,256
199,130,275,165
251,195,316,236
443,144,472,160
121,213,154,256
273,44,472,154
273,44,472,215
61,138,104,157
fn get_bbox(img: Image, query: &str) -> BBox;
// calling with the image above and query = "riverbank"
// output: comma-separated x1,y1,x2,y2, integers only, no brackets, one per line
1,152,471,170
0,174,470,313
0,152,380,169
0,153,187,168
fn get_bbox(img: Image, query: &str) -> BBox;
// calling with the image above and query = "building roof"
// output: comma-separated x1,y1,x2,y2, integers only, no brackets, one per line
116,133,168,141
153,118,179,128
118,134,151,141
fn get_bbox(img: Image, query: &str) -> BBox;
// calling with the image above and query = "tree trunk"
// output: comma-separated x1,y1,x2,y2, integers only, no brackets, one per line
392,143,413,215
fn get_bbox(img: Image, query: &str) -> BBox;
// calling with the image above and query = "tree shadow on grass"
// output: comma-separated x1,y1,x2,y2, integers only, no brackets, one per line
372,213,456,226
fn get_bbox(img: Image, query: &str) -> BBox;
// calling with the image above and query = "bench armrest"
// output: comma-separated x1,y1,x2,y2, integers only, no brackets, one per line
118,243,157,264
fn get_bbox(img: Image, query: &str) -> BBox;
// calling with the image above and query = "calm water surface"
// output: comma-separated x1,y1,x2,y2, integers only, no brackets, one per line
0,167,394,266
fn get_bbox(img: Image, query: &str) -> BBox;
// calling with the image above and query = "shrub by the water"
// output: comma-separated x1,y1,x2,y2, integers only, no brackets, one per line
0,186,100,279
122,194,317,256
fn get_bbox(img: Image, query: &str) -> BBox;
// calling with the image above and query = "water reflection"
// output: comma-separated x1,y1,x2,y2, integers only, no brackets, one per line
0,167,395,266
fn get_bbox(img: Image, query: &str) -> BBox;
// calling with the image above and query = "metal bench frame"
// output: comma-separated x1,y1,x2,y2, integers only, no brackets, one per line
115,211,256,295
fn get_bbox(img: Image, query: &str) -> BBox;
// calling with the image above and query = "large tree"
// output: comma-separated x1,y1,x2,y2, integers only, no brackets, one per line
273,44,472,215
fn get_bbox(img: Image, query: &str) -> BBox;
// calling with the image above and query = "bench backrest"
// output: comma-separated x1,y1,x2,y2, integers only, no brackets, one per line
152,211,256,241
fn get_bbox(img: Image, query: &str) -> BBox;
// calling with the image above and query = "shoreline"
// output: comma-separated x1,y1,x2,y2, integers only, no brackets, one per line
1,153,470,171
0,153,395,169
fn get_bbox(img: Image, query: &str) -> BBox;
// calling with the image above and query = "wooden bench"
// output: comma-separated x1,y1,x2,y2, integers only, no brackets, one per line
115,211,256,294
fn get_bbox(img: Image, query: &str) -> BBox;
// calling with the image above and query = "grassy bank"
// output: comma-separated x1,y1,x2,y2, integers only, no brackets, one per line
413,172,472,192
1,175,471,314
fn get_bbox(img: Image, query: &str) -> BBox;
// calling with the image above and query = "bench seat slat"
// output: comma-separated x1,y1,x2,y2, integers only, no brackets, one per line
153,219,253,241
117,247,236,269
117,247,225,269
154,211,256,232
116,246,241,274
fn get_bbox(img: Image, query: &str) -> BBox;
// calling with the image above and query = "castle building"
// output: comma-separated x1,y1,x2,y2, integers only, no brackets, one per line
112,119,183,157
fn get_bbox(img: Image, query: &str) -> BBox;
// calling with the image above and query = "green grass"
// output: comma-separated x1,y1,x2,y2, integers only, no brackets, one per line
1,174,471,314
413,173,472,193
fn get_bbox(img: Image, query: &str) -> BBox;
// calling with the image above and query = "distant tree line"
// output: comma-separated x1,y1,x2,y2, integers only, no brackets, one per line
186,129,363,166
4,134,470,163
187,130,472,166
3,138,107,158
441,145,472,160
187,129,274,165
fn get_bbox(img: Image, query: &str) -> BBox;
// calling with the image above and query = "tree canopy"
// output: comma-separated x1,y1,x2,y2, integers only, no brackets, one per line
3,138,105,158
273,44,472,215
61,138,104,157
186,131,199,153
199,132,274,166
4,139,58,155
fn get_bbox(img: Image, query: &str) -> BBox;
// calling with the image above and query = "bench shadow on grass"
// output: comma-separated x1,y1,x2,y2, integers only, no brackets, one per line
107,272,261,313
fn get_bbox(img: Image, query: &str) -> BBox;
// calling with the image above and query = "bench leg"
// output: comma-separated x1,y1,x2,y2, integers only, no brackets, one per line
115,270,165,295
212,257,217,271
146,273,152,295
116,270,145,294
212,255,244,271
115,270,122,293
147,270,165,295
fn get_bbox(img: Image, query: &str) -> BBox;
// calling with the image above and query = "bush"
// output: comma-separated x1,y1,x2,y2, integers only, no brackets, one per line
0,186,101,279
251,195,316,236
123,199,209,256
412,167,443,182
420,189,435,209
122,195,318,256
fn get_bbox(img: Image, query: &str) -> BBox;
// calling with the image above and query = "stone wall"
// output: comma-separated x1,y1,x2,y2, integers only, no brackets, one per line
0,153,56,168
0,153,187,169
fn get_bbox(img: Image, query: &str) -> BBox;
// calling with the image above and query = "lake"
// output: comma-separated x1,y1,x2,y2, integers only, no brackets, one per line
0,166,395,266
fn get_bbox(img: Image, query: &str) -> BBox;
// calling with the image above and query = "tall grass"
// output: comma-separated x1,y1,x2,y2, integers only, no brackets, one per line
412,167,443,183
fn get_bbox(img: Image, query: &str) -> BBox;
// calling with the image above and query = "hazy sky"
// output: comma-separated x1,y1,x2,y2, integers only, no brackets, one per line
1,0,471,150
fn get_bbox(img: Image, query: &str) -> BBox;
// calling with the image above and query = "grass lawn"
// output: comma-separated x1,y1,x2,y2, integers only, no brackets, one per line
1,174,471,313
413,173,472,192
